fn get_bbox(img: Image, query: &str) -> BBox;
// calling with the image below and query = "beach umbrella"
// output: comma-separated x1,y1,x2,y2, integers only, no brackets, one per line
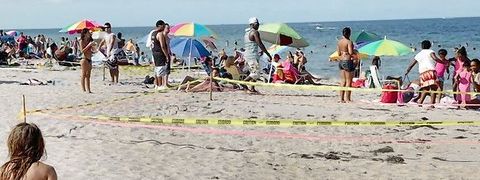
267,45,291,56
358,37,412,56
329,51,369,61
258,23,308,82
170,37,211,69
351,30,381,45
258,23,309,48
59,19,102,34
202,36,217,50
0,35,15,44
5,30,18,36
169,22,217,38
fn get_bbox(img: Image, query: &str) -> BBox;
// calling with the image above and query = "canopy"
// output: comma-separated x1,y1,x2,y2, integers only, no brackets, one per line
258,23,309,48
358,37,412,56
169,22,217,38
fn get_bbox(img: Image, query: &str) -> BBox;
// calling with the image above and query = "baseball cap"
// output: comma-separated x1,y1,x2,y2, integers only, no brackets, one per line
249,17,259,24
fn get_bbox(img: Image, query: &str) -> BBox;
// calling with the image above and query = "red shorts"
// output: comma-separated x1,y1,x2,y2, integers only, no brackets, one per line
420,70,438,88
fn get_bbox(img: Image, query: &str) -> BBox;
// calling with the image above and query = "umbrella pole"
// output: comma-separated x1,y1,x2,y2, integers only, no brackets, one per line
188,39,193,72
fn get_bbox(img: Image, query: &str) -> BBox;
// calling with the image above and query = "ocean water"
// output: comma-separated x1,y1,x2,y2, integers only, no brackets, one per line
14,17,480,80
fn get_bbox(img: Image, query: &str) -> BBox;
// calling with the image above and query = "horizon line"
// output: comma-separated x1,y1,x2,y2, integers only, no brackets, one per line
7,16,479,30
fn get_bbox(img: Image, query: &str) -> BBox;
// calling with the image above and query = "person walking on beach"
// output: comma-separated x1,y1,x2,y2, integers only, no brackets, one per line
243,17,272,93
1,123,57,180
151,20,170,91
337,27,354,103
104,23,120,84
405,40,444,106
79,28,95,93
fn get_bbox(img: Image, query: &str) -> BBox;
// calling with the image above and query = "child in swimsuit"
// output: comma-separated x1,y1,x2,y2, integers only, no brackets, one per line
455,63,473,107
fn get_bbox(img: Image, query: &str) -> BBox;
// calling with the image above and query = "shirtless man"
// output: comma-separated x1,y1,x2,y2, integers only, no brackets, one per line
337,27,354,103
244,17,272,93
163,23,172,87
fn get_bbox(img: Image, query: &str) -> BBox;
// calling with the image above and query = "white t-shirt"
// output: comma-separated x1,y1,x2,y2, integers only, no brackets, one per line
104,33,118,52
146,30,155,49
414,49,436,74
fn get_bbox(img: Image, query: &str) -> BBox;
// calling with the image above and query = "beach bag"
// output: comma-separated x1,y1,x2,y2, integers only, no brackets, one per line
143,75,154,84
380,84,398,103
352,79,365,88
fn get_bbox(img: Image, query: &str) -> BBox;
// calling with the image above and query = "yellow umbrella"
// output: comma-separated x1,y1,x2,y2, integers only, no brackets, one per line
329,51,369,61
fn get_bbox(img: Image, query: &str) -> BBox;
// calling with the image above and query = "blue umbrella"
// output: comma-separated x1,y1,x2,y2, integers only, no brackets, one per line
170,37,211,70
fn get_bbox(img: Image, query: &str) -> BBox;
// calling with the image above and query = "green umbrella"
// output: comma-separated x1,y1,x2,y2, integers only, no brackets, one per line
258,23,309,48
358,37,412,56
351,30,381,45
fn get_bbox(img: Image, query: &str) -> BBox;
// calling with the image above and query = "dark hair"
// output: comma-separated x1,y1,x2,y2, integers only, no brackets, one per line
1,123,45,180
342,27,351,39
463,61,471,68
104,22,111,28
80,28,92,42
117,32,122,39
438,49,447,56
156,20,165,27
457,46,467,57
471,58,479,65
421,40,431,49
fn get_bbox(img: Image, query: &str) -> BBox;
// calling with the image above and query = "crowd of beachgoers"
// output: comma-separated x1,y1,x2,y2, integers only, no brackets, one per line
1,17,480,179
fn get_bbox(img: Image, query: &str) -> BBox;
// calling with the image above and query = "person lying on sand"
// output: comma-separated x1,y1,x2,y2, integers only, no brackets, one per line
1,123,57,180
178,68,222,92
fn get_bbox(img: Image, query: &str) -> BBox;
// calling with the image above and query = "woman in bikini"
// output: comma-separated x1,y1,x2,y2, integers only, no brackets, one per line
79,28,95,93
1,123,57,180
337,27,355,103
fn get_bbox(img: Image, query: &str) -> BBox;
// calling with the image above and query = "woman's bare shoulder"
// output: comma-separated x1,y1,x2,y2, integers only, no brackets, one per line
27,162,57,180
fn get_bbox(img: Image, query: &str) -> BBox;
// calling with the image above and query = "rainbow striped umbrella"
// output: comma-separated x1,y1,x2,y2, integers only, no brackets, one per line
169,22,216,38
59,19,102,34
358,37,412,56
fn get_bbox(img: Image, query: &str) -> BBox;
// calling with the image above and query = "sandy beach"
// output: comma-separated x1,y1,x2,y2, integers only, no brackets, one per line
0,65,479,179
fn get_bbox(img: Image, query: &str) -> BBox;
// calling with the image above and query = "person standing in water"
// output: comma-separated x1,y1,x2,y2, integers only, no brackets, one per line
337,27,355,103
243,17,272,93
79,28,95,93
1,123,57,180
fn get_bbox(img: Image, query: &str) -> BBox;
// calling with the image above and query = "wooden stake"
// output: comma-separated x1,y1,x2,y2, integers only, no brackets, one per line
22,95,26,123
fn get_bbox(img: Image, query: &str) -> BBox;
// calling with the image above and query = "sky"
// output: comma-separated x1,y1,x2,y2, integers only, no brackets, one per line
1,0,479,29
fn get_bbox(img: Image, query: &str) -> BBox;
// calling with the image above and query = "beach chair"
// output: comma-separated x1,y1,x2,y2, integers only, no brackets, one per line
369,65,400,88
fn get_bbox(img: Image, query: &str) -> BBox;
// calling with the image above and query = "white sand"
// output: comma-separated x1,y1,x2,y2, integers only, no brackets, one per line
1,66,479,179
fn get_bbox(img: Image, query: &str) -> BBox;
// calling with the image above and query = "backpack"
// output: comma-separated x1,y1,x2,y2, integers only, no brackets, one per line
143,75,155,84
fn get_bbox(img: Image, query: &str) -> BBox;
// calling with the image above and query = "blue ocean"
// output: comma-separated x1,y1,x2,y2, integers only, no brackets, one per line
15,17,480,80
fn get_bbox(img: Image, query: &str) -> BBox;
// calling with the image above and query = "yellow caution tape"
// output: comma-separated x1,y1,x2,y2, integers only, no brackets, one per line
213,77,480,96
24,79,205,114
68,115,480,126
